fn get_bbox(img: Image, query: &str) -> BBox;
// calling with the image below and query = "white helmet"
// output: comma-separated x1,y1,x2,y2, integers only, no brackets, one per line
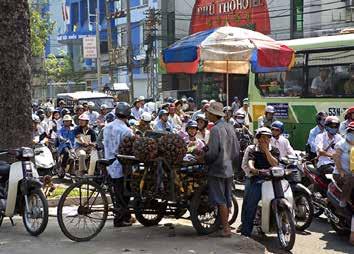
256,127,272,139
78,113,90,121
265,105,275,114
63,115,73,122
87,101,95,108
141,112,152,122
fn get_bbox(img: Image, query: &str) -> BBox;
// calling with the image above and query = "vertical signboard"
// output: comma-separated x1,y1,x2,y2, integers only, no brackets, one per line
83,36,97,59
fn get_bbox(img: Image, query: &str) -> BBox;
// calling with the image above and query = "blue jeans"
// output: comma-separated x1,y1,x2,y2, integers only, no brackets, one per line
241,176,263,237
241,178,251,224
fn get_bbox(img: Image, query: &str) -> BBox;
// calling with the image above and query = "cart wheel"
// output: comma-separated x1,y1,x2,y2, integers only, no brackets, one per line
57,180,108,242
134,198,166,227
190,184,220,235
228,194,239,226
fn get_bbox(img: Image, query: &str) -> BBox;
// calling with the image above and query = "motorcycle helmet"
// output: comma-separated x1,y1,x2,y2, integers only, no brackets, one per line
158,109,169,118
265,105,275,114
223,106,232,112
344,106,354,120
186,120,198,130
105,112,115,123
196,114,208,123
271,121,285,133
78,113,90,121
255,127,272,139
36,109,45,116
62,115,73,122
32,114,40,123
316,111,328,126
45,106,55,113
325,116,340,128
87,101,95,109
61,108,70,117
141,112,152,122
347,121,354,132
115,102,131,118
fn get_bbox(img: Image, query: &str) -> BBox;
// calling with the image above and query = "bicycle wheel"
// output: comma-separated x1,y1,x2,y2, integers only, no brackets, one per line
57,180,108,242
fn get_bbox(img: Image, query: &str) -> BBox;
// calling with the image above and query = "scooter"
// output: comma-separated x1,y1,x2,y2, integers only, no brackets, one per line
281,155,314,231
34,143,56,176
56,138,77,179
254,167,296,251
326,174,353,236
0,147,49,236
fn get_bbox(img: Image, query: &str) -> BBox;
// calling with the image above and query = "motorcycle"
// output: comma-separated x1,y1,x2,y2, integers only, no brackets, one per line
254,167,296,251
301,160,332,217
326,174,353,236
234,128,253,183
281,155,314,231
34,143,56,177
0,147,49,236
56,137,77,179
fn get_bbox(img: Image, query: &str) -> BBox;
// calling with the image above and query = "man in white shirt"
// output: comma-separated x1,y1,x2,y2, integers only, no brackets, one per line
315,116,343,176
311,68,332,95
131,97,145,120
236,98,252,127
270,121,295,158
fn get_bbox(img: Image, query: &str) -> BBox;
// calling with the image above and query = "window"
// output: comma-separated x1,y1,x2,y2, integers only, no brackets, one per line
71,3,79,31
257,68,305,97
308,65,354,97
80,0,88,26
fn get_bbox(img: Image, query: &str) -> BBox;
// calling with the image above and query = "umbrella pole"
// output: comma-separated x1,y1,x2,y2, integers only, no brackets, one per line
226,73,229,107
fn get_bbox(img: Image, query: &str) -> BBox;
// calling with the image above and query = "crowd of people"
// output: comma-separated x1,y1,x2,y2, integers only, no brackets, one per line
31,96,354,244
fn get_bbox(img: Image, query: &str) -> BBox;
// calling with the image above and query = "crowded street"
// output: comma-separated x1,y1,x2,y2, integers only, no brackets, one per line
1,0,354,254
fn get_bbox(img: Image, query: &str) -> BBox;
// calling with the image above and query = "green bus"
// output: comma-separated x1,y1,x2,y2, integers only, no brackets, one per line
248,33,354,150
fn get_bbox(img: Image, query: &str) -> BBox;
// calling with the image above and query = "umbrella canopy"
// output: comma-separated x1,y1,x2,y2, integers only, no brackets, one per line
161,26,295,74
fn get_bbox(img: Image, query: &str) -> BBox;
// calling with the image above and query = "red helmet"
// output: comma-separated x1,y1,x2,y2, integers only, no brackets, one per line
347,121,354,132
345,106,354,120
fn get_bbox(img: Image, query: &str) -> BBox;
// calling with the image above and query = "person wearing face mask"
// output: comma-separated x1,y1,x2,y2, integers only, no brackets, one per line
270,121,295,158
333,121,354,245
314,116,343,177
307,112,328,160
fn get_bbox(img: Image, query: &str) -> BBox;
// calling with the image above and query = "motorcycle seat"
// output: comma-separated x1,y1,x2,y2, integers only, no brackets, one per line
0,161,10,176
307,163,320,175
96,159,115,167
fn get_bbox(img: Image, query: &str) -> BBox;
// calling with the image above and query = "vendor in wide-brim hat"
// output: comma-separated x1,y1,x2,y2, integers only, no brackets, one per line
131,96,145,120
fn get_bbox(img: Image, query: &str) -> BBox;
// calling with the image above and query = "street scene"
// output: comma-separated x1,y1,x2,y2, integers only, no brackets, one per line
0,0,354,253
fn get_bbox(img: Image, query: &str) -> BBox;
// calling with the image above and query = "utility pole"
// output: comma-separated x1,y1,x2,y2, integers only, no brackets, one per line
96,4,102,89
126,0,134,102
105,0,114,85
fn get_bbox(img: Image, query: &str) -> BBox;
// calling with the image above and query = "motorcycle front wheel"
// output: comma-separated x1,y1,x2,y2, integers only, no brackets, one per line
275,205,296,251
294,191,314,231
22,189,49,236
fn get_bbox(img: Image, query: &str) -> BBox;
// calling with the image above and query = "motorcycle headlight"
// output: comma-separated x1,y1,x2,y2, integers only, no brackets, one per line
22,147,34,158
271,167,285,177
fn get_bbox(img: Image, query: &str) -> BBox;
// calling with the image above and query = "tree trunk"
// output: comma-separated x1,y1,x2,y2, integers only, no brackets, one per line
0,0,32,151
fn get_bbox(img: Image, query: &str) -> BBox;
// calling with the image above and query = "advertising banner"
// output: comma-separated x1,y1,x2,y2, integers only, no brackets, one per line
190,0,271,35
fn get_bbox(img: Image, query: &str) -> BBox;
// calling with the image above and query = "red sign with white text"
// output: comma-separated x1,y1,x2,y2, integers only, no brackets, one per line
190,0,271,35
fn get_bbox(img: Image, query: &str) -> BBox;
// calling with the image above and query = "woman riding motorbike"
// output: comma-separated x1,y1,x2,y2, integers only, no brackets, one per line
333,121,354,245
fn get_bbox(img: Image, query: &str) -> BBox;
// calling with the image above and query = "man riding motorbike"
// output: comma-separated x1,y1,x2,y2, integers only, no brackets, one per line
307,112,328,160
339,107,354,136
270,121,295,158
134,112,152,136
153,109,174,132
257,105,276,129
73,113,97,176
315,116,343,177
57,115,75,172
333,121,354,245
241,127,280,237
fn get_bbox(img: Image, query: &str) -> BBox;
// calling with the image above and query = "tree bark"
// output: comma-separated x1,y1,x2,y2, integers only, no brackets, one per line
0,0,32,150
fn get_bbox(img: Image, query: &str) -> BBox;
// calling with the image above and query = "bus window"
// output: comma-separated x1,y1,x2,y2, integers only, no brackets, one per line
308,65,354,97
256,68,304,97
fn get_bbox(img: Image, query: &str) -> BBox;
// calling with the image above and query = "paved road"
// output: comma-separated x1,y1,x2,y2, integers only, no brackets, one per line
0,191,352,254
0,215,264,254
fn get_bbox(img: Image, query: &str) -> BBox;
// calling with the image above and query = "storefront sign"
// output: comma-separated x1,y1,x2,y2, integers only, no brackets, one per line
190,0,270,34
267,103,289,119
83,36,97,59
